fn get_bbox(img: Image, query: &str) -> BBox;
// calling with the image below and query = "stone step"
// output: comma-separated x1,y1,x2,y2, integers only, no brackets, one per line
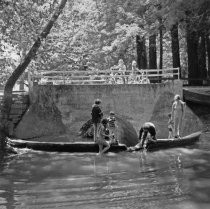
0,92,30,128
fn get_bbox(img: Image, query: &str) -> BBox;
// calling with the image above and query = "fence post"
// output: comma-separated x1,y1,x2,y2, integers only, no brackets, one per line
177,67,180,80
63,72,66,84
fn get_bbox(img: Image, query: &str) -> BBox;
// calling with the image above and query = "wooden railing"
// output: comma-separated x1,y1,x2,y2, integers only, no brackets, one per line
28,68,180,88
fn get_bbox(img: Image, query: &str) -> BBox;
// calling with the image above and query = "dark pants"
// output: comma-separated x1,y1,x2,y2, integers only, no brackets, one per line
93,123,100,142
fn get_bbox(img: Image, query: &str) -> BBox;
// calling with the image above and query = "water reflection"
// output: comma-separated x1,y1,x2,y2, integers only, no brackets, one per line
0,154,16,209
0,134,210,209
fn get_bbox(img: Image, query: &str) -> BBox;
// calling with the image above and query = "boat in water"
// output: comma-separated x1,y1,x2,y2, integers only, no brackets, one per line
128,131,202,152
7,132,201,153
7,138,127,153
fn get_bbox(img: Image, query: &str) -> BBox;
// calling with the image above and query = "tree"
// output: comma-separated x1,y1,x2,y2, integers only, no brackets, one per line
0,1,58,78
186,26,200,85
0,0,68,153
159,20,163,70
184,0,210,85
171,23,180,78
207,35,210,77
198,32,207,81
149,34,157,69
136,35,147,69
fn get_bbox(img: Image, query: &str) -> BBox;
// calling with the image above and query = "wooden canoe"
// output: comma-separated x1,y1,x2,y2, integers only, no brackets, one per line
7,138,127,153
7,131,201,153
128,131,202,152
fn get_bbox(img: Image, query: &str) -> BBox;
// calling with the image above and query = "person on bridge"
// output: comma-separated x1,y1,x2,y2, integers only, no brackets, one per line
138,122,157,148
129,60,138,84
171,94,186,139
91,99,103,142
117,59,127,84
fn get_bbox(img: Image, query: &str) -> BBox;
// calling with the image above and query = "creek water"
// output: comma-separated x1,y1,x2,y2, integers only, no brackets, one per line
0,104,210,209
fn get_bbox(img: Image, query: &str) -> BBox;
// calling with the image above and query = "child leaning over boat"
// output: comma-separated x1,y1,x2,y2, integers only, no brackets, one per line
138,122,157,148
96,119,111,155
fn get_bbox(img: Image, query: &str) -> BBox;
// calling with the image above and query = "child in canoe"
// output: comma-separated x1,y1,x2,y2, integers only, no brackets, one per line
91,99,103,142
107,111,118,144
168,112,174,139
96,119,112,155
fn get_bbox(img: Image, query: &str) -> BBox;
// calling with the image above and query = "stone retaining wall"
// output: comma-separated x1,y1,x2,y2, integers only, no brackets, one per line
0,93,29,135
13,81,203,145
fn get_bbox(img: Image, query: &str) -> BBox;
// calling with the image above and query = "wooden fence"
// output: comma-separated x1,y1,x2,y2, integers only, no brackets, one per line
28,68,180,88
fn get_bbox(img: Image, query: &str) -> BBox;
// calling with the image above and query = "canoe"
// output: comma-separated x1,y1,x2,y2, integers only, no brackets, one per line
7,138,127,153
7,131,201,153
128,131,202,152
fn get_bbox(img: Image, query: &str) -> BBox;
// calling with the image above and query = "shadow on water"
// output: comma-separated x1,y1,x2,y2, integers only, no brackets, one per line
0,154,16,209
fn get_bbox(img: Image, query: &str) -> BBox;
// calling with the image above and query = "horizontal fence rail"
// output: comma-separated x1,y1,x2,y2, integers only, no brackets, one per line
28,68,180,87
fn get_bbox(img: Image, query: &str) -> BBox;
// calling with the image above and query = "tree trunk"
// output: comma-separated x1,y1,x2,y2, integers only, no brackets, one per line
171,23,180,79
0,0,68,152
149,34,157,69
0,131,6,157
186,27,200,85
206,34,210,78
136,35,147,69
149,34,157,83
159,21,163,70
198,32,207,81
159,20,163,83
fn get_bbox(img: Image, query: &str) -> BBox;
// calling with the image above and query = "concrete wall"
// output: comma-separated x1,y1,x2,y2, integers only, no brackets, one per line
14,81,202,145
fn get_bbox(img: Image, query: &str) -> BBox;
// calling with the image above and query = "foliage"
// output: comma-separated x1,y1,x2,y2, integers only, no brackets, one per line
0,0,209,82
0,0,59,85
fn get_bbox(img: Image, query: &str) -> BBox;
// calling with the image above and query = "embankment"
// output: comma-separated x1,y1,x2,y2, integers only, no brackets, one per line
13,81,203,146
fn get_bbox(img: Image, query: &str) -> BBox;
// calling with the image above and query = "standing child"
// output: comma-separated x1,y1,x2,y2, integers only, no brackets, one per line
107,111,118,144
171,94,186,138
91,99,103,142
168,113,174,139
96,119,111,155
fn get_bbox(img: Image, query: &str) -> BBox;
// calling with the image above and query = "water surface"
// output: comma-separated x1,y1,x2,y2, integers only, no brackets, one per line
0,132,210,209
1,102,210,209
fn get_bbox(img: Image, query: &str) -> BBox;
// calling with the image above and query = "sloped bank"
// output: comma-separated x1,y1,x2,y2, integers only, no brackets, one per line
13,81,202,146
